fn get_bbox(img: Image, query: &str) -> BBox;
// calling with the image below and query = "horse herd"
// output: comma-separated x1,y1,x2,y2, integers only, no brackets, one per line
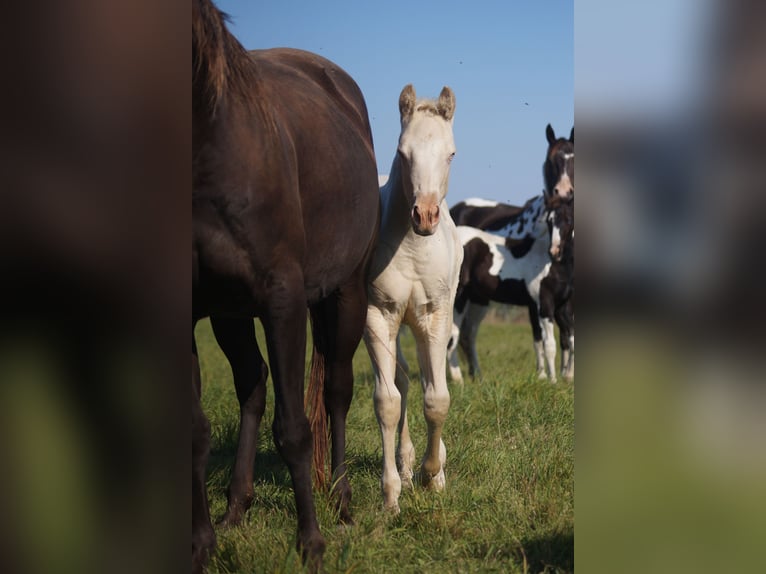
192,1,573,571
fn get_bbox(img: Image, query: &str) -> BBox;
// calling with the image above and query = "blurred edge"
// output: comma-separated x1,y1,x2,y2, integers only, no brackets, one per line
0,2,187,574
576,0,766,572
1,0,765,573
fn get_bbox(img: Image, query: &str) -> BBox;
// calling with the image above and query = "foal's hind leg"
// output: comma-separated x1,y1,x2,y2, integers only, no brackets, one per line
395,333,416,488
210,317,268,527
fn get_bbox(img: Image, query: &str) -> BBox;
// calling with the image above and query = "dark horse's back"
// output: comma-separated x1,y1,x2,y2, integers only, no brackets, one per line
246,48,379,302
192,44,379,317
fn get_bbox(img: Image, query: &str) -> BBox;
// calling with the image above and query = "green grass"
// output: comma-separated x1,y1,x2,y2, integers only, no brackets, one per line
196,316,573,573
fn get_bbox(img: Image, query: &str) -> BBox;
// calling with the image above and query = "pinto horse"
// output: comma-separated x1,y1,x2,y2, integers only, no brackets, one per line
544,123,574,199
192,1,379,571
542,197,575,380
450,197,525,232
447,195,562,382
364,84,462,513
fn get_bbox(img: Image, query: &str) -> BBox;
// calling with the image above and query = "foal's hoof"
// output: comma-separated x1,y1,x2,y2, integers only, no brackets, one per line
400,467,414,490
537,370,548,380
416,466,446,492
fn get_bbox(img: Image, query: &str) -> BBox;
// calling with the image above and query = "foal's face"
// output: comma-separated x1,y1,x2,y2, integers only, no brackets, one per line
547,201,574,262
544,124,574,200
397,84,457,236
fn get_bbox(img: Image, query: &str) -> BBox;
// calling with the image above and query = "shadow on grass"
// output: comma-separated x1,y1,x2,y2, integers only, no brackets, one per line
518,530,573,573
467,530,573,573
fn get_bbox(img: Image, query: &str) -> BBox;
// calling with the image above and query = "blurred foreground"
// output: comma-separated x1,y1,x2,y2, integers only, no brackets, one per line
576,0,766,572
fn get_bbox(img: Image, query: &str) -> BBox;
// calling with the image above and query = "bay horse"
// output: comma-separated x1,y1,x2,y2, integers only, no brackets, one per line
192,1,379,571
544,123,574,199
364,84,462,513
542,197,575,380
447,195,562,382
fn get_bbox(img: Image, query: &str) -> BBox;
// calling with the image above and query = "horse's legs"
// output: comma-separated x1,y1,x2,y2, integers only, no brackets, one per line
460,302,488,380
192,337,216,574
394,333,416,488
364,309,403,512
262,272,325,568
539,311,558,383
411,316,451,492
556,298,574,381
447,320,464,383
308,277,367,525
210,317,268,527
528,302,546,379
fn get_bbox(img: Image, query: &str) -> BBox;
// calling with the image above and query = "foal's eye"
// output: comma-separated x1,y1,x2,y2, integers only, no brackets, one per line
448,152,456,163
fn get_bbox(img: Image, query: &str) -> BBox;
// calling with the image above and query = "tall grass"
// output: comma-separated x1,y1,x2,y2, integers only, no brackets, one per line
196,317,573,573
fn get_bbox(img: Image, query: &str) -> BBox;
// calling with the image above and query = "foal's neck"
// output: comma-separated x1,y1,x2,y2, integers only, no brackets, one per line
381,155,415,233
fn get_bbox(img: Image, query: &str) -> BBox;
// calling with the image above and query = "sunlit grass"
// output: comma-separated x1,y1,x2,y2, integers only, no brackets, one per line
196,315,573,573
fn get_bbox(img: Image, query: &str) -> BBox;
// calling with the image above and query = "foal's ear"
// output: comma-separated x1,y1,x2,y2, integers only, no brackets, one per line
399,84,416,122
437,86,456,121
546,123,556,146
569,127,574,143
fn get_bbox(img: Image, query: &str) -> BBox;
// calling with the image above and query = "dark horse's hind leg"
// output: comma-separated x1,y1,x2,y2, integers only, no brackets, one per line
309,278,368,525
192,337,216,574
211,317,269,527
262,272,325,569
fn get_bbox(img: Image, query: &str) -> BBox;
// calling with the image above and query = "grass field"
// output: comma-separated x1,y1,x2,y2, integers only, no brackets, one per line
196,314,574,573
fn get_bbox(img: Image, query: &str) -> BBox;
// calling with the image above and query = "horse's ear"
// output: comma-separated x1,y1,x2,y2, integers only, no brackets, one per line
399,84,416,122
546,123,556,145
569,127,574,143
437,86,456,121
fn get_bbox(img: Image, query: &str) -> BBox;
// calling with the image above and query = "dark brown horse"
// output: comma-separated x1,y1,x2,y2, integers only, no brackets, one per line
542,196,575,380
192,1,379,572
544,123,574,199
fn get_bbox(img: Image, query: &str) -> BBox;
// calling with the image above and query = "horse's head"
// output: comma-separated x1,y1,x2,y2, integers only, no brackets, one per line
546,196,574,262
397,84,457,236
543,124,574,200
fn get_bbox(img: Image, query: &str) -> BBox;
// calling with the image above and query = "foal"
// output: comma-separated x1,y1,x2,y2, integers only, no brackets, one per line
364,84,462,513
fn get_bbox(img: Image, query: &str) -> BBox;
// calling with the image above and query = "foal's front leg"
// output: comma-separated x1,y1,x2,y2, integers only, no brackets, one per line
412,315,451,492
365,310,404,512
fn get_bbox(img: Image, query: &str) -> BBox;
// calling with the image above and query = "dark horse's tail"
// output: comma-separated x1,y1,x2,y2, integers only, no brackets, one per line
305,332,329,489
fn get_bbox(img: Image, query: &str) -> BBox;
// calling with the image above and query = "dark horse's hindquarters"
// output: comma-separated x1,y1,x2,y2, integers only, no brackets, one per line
192,1,380,572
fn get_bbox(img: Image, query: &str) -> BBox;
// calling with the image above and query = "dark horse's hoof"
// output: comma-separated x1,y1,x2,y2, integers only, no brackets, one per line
192,528,216,574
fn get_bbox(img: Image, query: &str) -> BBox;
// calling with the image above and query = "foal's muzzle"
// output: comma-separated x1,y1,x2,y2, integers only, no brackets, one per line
412,203,440,236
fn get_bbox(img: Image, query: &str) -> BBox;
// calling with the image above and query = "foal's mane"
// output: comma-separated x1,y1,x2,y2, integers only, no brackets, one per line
415,100,441,115
192,0,256,115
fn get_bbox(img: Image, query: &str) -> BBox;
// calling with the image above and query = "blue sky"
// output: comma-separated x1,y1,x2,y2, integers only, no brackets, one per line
215,0,573,207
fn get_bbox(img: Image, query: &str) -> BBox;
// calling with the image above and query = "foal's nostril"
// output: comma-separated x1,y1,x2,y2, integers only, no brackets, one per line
412,206,422,226
431,205,440,224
